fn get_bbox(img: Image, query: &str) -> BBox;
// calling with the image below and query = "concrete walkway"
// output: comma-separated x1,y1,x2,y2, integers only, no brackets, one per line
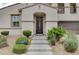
27,35,53,55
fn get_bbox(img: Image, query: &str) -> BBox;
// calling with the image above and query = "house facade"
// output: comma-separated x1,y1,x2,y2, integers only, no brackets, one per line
0,3,79,35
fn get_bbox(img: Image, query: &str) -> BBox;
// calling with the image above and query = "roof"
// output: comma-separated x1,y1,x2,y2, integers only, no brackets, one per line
0,3,20,10
0,3,57,11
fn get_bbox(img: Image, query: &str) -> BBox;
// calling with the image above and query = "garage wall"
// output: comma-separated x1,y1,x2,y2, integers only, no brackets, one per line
58,21,79,34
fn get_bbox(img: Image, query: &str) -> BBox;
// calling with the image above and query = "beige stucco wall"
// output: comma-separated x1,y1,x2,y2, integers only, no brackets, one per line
22,22,34,34
0,29,22,35
46,22,57,34
22,4,57,21
22,4,57,34
0,4,27,28
58,3,79,21
0,3,79,35
0,4,27,35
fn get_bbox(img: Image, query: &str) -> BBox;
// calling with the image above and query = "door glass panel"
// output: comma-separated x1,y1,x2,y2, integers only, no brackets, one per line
36,16,43,34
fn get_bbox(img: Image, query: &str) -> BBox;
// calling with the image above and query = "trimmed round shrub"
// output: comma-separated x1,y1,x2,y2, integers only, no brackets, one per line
1,31,9,36
16,37,29,45
64,32,78,52
23,30,32,37
13,44,27,54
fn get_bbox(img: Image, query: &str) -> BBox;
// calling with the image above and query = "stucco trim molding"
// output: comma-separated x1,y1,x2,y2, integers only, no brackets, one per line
0,28,22,29
21,20,35,22
19,3,57,11
45,20,58,22
58,20,79,21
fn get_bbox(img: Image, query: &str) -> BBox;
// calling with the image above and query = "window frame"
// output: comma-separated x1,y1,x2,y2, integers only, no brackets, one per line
11,14,21,28
57,3,65,14
70,3,77,14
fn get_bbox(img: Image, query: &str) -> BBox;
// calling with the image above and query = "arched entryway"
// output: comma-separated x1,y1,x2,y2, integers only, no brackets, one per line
34,12,46,34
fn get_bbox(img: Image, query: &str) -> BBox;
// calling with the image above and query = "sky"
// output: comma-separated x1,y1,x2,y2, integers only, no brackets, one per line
0,3,15,8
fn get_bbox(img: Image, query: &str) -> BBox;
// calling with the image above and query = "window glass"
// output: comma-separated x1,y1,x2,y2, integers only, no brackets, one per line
70,3,76,13
58,3,64,14
11,15,21,27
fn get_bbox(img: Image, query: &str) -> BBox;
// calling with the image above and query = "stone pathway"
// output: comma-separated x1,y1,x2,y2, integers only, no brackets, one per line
27,35,53,55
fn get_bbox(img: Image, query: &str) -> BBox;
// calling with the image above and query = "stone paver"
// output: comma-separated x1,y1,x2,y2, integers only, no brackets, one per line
27,35,53,55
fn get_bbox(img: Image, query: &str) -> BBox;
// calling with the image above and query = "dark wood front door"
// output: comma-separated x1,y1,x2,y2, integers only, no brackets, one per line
36,17,43,34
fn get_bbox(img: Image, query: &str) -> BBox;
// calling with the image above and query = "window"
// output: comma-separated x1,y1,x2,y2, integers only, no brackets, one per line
11,15,21,27
58,3,64,14
70,3,76,13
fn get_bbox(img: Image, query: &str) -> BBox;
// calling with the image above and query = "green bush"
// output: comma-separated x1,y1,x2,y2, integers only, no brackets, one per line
64,32,78,52
13,44,27,54
47,29,56,45
0,35,8,48
1,31,9,36
16,37,29,45
23,30,32,37
47,27,65,41
52,27,65,41
47,29,53,40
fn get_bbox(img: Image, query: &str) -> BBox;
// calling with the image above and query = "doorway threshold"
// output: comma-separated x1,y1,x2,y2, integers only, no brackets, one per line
35,34,45,36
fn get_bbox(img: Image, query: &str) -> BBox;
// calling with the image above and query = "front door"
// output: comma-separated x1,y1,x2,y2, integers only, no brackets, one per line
36,16,43,34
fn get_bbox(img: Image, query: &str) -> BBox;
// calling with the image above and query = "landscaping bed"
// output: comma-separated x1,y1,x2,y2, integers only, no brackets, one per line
0,30,32,55
13,30,32,54
0,35,18,55
52,42,79,55
47,27,79,55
